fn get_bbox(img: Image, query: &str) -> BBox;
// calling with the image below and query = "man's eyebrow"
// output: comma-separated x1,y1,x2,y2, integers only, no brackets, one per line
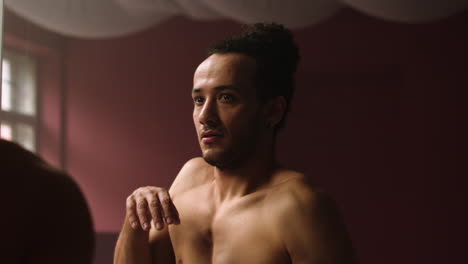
215,85,241,93
192,85,241,94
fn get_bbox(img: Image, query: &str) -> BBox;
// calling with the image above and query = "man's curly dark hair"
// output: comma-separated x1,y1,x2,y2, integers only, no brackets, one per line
207,23,300,129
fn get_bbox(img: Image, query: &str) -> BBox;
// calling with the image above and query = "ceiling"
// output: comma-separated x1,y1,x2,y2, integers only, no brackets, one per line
4,0,468,38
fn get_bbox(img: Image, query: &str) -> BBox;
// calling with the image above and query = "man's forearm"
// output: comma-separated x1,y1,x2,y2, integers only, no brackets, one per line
114,217,151,264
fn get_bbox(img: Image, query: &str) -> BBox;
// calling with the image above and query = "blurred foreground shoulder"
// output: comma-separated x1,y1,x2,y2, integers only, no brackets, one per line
32,165,95,264
0,140,94,264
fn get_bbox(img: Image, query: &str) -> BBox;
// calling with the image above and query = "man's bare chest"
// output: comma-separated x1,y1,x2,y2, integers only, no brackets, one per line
168,187,290,264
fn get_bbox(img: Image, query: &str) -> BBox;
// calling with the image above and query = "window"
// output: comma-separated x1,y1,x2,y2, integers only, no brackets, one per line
1,49,38,152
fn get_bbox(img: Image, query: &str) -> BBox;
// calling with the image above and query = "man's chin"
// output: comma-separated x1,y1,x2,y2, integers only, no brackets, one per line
202,151,221,166
202,149,244,170
202,150,230,169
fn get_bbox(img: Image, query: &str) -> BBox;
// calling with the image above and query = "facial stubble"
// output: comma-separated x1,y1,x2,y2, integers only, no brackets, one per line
202,115,263,170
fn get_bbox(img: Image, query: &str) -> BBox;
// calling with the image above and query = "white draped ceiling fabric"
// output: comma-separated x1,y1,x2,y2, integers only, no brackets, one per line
4,0,468,38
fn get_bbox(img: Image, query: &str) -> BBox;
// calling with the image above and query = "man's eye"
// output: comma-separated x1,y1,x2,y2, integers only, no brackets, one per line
219,94,234,102
193,97,204,104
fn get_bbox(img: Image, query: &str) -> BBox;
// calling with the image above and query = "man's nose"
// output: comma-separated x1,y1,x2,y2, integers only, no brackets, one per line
198,98,218,127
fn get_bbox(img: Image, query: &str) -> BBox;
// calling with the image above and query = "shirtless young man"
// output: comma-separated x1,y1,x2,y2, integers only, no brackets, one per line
114,23,357,264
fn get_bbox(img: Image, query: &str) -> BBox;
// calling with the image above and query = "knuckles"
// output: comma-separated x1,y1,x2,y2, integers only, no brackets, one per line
150,200,159,208
160,197,171,205
126,186,173,214
132,186,166,195
137,200,147,209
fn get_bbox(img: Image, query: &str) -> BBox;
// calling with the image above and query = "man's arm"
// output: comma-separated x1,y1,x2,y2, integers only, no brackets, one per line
114,216,153,264
114,157,208,264
114,215,175,264
276,186,357,264
114,186,178,264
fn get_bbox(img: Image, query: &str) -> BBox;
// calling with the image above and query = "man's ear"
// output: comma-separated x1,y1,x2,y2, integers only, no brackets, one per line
263,96,287,128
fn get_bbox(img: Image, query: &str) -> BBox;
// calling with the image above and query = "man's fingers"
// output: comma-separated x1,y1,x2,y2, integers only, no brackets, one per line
125,187,178,231
158,190,179,225
135,197,151,231
147,194,164,230
126,196,139,229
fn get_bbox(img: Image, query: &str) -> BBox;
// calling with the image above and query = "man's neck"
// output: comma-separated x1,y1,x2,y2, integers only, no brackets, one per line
212,146,277,203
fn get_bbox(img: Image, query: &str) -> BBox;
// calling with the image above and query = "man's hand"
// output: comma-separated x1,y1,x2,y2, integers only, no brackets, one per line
126,187,180,232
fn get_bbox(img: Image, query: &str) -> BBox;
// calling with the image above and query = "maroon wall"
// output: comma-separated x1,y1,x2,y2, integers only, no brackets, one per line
64,9,467,264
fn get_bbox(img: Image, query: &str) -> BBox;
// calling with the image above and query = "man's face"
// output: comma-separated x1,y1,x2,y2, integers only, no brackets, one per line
192,53,264,169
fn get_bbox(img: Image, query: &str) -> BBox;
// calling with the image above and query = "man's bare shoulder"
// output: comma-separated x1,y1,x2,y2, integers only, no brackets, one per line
269,168,317,195
264,171,356,263
265,170,337,221
169,157,214,197
270,173,357,263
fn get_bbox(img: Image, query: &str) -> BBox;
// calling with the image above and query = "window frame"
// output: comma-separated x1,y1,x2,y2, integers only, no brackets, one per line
2,7,67,169
1,48,40,152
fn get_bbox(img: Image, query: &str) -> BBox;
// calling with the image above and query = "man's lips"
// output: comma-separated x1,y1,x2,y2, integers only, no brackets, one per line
201,131,224,143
